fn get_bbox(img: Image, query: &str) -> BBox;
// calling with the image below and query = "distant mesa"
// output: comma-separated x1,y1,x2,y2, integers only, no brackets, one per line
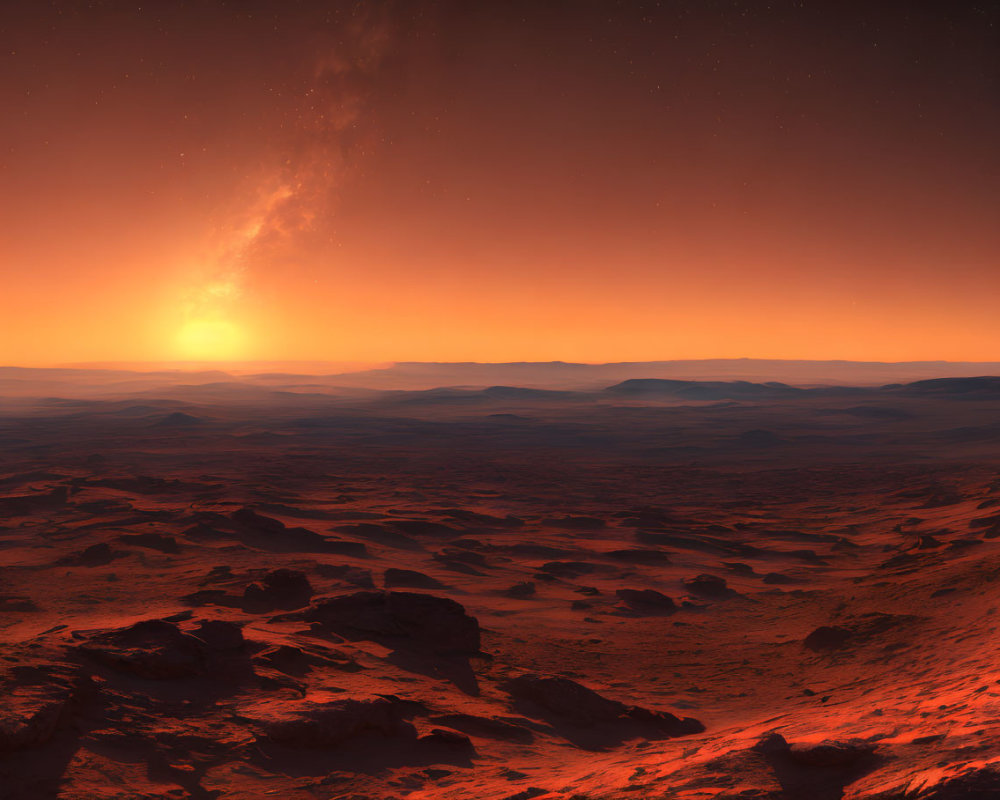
604,378,803,400
894,376,1000,396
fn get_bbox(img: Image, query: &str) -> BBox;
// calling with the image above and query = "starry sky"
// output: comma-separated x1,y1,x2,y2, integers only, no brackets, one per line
2,0,999,365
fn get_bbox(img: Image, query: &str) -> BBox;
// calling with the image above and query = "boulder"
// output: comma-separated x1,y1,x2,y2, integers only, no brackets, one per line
505,674,624,725
77,619,205,679
616,588,676,612
0,663,87,751
803,625,853,652
301,591,480,653
189,619,245,652
384,568,444,589
682,574,731,597
243,568,313,610
419,728,473,749
503,674,703,737
787,738,876,767
240,693,413,746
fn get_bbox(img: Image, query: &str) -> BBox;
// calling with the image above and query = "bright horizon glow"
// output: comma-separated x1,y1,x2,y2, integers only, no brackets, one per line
174,319,247,361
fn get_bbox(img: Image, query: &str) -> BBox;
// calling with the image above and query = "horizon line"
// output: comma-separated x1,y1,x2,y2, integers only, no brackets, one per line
3,356,1000,374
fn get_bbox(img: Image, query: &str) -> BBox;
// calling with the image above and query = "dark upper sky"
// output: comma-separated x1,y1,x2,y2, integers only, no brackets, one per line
2,1,998,364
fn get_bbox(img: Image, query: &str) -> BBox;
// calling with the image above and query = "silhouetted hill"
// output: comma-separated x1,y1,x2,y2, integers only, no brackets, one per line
315,360,1000,391
5,364,1000,403
604,379,805,400
893,377,1000,396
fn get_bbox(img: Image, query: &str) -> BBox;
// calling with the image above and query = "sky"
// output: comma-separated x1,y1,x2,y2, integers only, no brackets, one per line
2,0,999,366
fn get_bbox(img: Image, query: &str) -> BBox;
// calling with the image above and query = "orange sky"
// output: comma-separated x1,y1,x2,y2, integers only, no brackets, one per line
3,2,999,366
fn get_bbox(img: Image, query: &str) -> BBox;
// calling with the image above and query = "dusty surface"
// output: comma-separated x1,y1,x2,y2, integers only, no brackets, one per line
3,372,1000,798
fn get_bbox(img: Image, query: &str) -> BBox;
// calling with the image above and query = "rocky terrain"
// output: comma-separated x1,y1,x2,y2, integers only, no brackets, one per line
3,370,1000,798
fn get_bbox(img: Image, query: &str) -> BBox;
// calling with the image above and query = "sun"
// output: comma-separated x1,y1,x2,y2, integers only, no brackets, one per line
175,319,246,361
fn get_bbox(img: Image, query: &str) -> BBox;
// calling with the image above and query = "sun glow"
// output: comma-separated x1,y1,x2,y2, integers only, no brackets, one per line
175,319,246,360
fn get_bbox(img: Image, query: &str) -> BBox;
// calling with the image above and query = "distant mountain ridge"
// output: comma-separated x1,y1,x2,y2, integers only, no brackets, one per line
315,359,1000,391
3,361,1000,399
896,376,1000,395
600,376,1000,402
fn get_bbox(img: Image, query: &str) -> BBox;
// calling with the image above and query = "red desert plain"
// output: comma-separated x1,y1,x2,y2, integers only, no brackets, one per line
6,362,1000,799
4,1,1000,798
